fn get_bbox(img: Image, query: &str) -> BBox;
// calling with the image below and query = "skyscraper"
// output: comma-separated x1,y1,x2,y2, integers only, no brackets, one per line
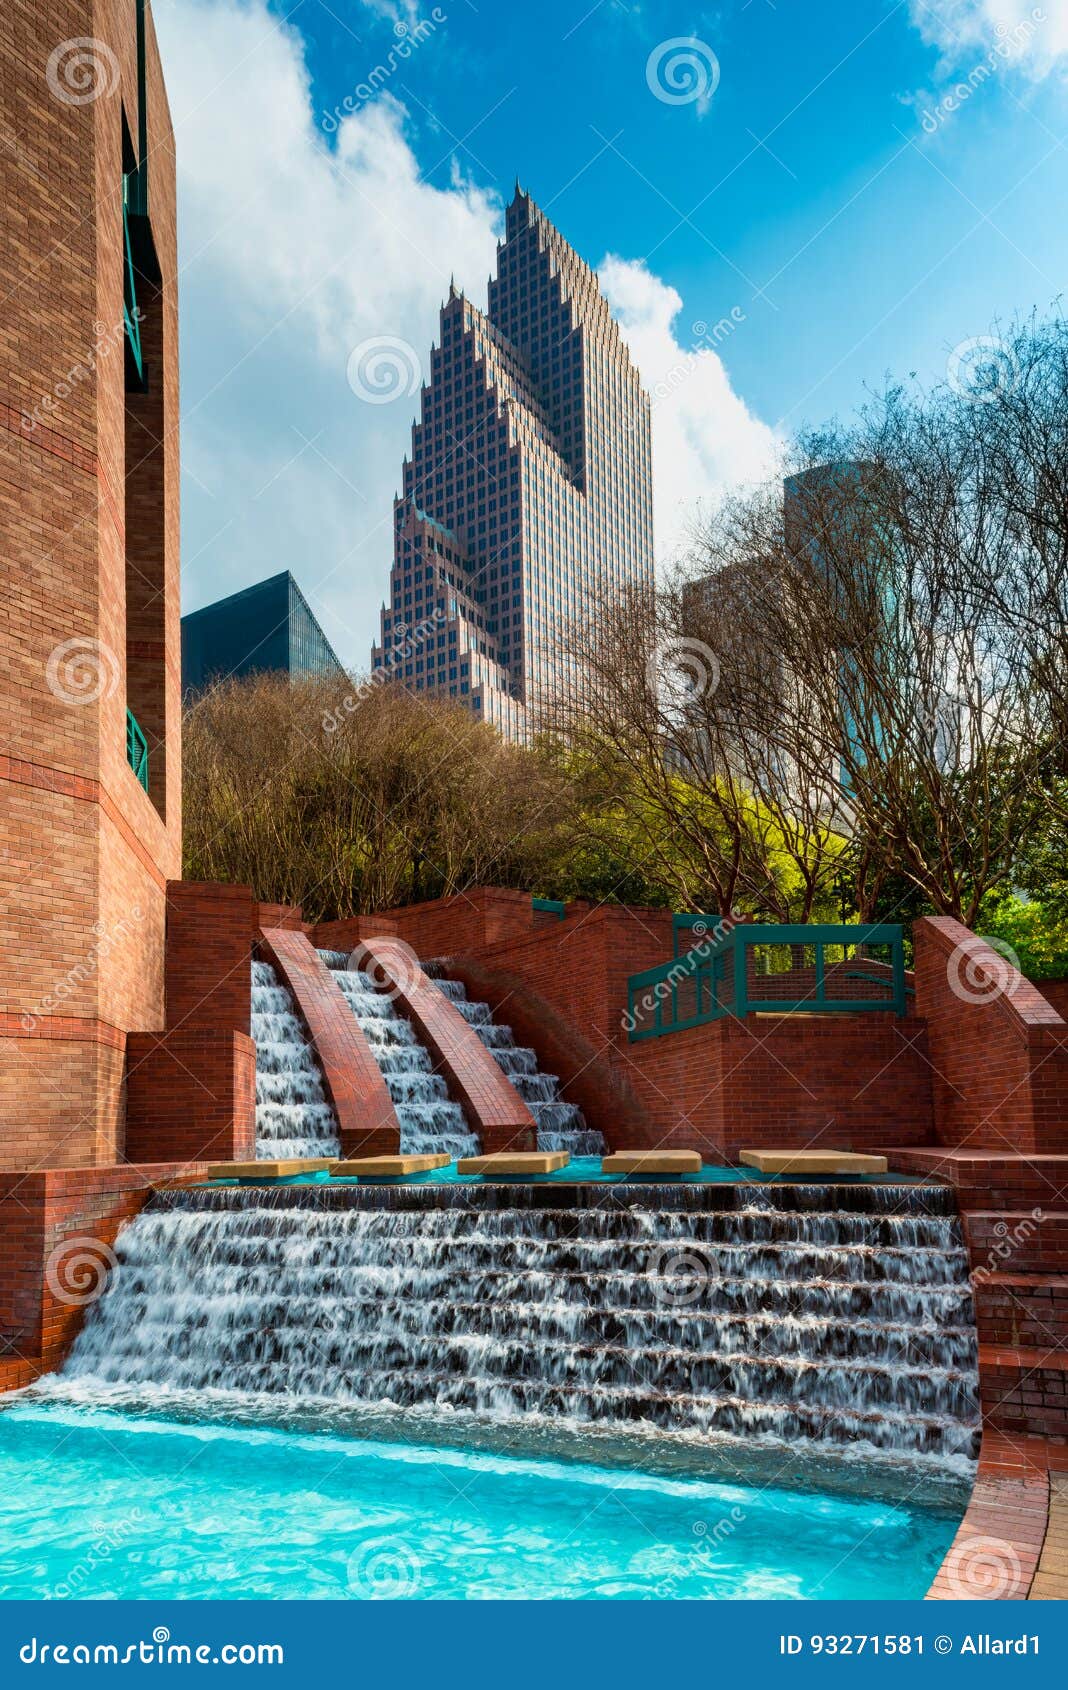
182,571,344,696
372,186,654,738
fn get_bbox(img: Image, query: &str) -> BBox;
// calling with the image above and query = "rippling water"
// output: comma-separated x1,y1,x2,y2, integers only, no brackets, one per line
0,1402,960,1601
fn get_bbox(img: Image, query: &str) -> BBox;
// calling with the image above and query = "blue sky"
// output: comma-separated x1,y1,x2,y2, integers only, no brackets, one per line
156,0,1068,667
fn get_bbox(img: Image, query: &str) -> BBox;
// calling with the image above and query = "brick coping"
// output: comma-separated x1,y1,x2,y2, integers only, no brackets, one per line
927,1431,1066,1600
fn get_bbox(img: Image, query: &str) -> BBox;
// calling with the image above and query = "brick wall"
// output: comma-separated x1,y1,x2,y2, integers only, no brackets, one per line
125,1029,255,1164
310,887,536,960
0,1163,201,1385
422,904,932,1157
166,881,253,1031
124,881,255,1163
913,917,1068,1151
0,0,181,1167
1038,979,1068,1021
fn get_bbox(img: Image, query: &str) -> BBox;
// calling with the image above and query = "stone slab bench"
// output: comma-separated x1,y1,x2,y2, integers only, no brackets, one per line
332,1155,450,1177
602,1150,702,1174
206,1159,334,1181
740,1149,888,1175
456,1151,569,1176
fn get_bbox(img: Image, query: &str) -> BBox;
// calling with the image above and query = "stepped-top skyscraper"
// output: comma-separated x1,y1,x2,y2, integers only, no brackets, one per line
372,186,654,738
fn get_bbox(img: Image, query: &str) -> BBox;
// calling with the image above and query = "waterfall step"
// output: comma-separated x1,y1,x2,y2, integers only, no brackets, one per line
59,1178,979,1465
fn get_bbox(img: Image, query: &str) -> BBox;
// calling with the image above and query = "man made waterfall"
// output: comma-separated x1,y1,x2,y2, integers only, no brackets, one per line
317,951,478,1158
252,961,340,1161
53,1182,979,1472
429,972,605,1156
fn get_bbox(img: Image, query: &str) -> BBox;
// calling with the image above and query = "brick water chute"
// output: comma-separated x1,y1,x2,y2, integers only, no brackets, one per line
43,1183,980,1469
252,961,340,1160
317,952,478,1157
429,971,604,1155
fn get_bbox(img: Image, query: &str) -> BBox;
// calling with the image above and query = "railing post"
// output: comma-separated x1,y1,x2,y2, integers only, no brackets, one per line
892,932,907,1017
814,939,826,1009
733,932,748,1020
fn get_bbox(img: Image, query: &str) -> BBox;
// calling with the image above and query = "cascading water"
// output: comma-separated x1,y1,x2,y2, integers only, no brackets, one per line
316,951,478,1158
252,960,340,1161
429,972,604,1156
46,1182,980,1475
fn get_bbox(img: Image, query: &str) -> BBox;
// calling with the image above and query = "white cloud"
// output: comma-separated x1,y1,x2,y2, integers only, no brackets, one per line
599,256,779,563
156,0,774,665
156,0,499,664
908,0,1068,80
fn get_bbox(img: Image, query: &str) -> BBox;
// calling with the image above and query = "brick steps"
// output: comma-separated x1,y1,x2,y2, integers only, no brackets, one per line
973,1271,1068,1348
1030,1474,1068,1599
978,1344,1068,1444
965,1210,1068,1274
886,1149,1068,1209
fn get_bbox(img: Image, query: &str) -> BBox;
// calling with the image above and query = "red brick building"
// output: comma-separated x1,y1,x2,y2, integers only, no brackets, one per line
0,0,181,1167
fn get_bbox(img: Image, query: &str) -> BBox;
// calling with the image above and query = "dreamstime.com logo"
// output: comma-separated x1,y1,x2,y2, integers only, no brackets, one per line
346,937,422,1001
19,1628,284,1666
946,934,1022,1005
22,313,133,435
45,38,120,106
648,1242,714,1308
647,634,721,703
321,10,447,131
947,334,1020,404
970,1208,1044,1287
346,335,422,404
52,1513,145,1599
646,37,720,109
321,609,445,729
46,637,121,706
44,1235,118,1309
622,912,740,1036
21,907,146,1032
346,1536,422,1598
944,1535,1025,1599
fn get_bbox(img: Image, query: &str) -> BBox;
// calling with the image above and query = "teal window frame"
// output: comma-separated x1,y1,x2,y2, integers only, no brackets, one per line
126,708,149,791
122,175,143,380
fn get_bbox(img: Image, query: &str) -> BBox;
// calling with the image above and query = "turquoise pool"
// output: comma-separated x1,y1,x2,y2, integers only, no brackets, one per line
0,1402,958,1600
208,1158,932,1189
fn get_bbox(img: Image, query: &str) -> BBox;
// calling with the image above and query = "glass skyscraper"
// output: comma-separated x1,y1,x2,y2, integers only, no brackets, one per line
182,570,344,696
372,186,654,739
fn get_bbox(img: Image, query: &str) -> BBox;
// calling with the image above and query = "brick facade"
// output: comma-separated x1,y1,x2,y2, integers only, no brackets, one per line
125,1029,255,1164
312,886,535,959
124,880,256,1163
912,917,1068,1152
0,0,181,1167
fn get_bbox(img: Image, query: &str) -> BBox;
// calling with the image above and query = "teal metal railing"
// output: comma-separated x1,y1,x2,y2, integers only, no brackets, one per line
126,708,149,791
532,897,566,919
626,920,907,1041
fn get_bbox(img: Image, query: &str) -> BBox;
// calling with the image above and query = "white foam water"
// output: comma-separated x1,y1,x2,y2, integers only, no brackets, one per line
49,1184,980,1469
317,952,478,1157
251,961,340,1160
